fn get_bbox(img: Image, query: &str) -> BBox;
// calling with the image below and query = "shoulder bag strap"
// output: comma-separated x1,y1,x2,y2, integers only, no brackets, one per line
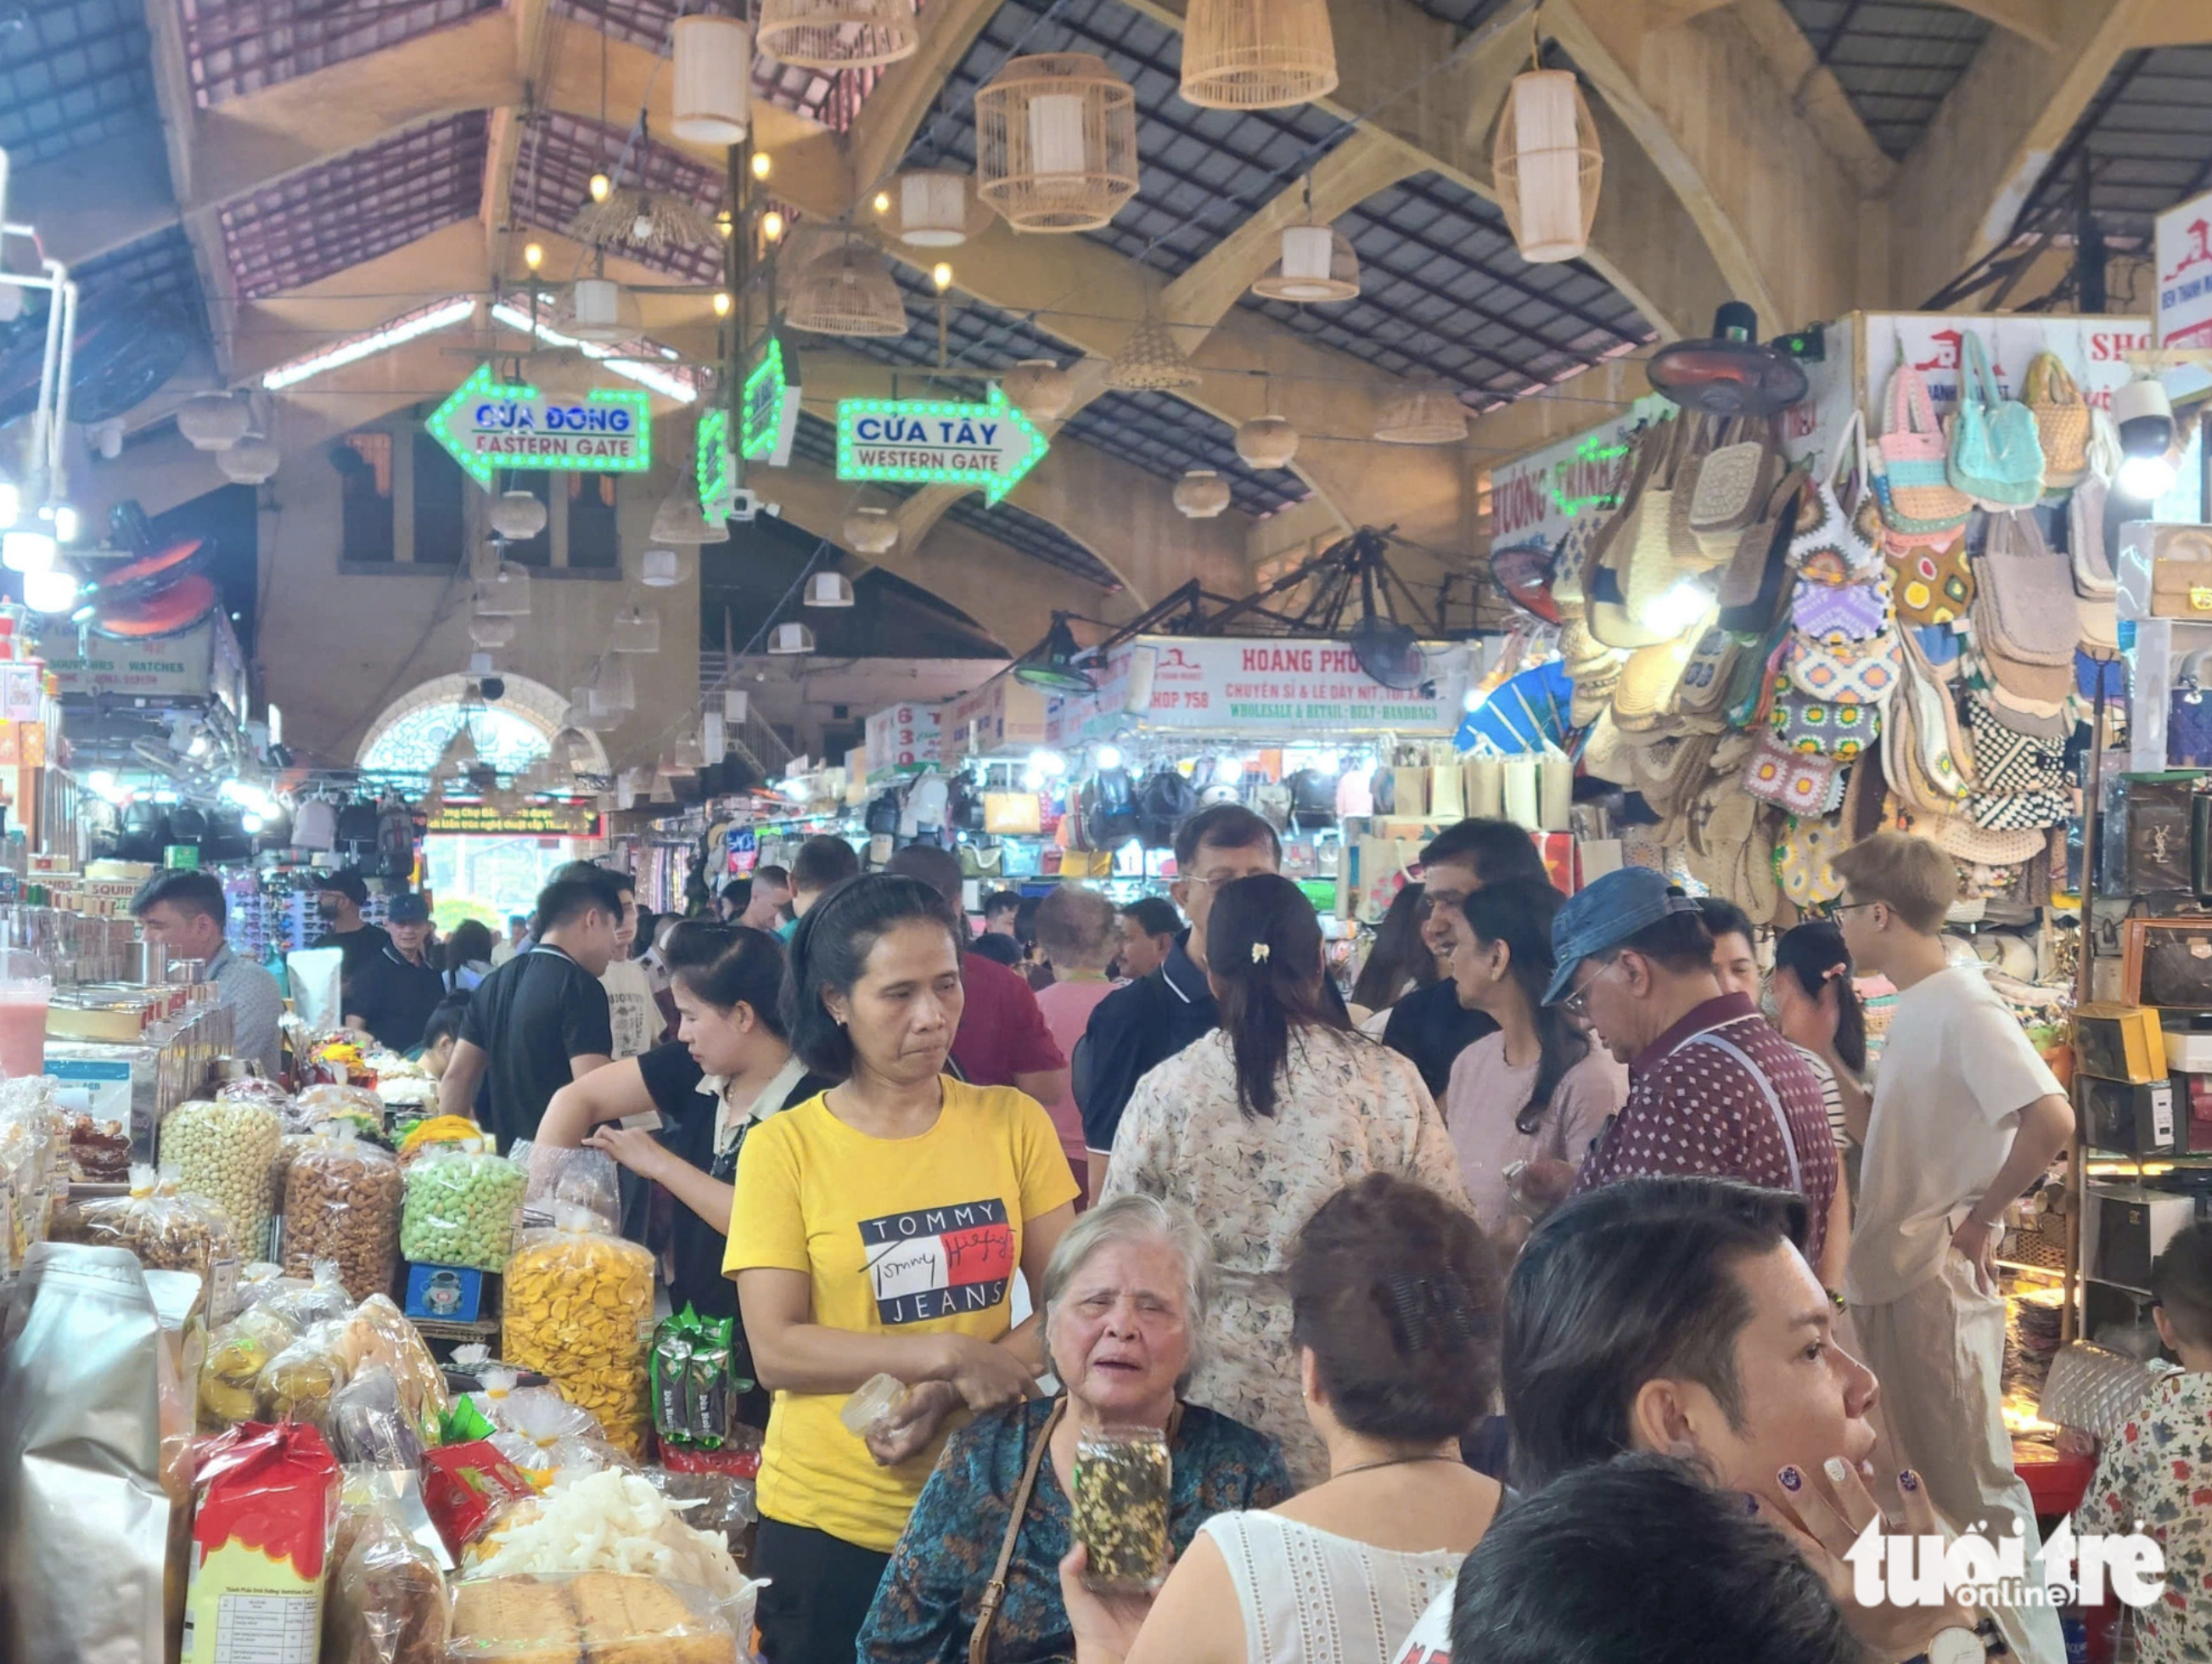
971,1397,1069,1664
1683,1030,1802,1194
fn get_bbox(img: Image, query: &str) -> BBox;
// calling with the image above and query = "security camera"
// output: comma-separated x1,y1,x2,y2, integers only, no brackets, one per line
2114,374,2175,458
480,675,507,702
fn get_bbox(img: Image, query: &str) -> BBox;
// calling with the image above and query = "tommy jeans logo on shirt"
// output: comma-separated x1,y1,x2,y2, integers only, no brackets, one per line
861,1198,1014,1324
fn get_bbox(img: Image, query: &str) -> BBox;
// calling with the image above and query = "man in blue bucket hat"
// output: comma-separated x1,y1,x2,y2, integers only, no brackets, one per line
1547,868,1844,1290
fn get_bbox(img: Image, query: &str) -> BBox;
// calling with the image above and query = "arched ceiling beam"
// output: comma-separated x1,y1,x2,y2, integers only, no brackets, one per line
844,0,1013,200
1886,0,2159,312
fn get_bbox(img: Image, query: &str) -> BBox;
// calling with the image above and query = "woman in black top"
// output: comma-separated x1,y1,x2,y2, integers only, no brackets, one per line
538,923,829,1413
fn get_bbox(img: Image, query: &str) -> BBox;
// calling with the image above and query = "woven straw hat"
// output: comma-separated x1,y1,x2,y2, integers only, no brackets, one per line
1611,638,1693,732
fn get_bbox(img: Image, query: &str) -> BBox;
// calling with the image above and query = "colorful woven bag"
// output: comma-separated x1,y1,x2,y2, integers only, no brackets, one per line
1875,363,1972,534
1946,332,2045,509
1783,629,1900,705
1885,532,1973,627
2024,350,2090,493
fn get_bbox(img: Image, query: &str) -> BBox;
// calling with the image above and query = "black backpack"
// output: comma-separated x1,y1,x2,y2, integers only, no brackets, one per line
1086,766,1139,849
1136,769,1198,848
1287,768,1336,829
864,790,901,835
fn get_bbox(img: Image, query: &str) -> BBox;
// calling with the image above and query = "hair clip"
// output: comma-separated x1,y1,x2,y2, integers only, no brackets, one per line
1251,942,1271,964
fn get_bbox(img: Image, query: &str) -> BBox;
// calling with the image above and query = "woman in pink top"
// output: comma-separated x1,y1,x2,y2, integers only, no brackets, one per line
1440,880,1628,1245
1031,884,1128,1198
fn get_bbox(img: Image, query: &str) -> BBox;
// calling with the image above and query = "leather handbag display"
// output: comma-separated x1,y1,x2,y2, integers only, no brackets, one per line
1875,363,1973,534
1946,332,2045,509
2024,351,2091,492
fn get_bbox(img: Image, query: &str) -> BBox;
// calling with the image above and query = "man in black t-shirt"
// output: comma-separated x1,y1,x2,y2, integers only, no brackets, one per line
310,869,393,1004
344,892,446,1053
438,868,625,1148
1379,818,1557,1098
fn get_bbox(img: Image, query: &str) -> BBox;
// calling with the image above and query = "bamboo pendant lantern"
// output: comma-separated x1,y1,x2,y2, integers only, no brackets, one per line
1182,0,1337,110
881,170,990,247
755,0,918,71
784,240,909,337
845,505,900,554
1174,469,1232,519
671,14,752,143
975,53,1138,233
1003,359,1076,420
1107,315,1200,391
1492,67,1603,263
1374,384,1468,445
1236,414,1298,469
1250,221,1359,303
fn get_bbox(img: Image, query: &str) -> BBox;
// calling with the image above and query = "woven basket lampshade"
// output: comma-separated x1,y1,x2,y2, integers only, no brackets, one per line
491,489,548,542
592,655,637,715
1250,222,1359,302
476,563,532,617
561,277,643,344
1002,359,1075,420
1492,68,1603,263
1108,316,1200,391
883,170,986,247
1174,469,1232,519
468,611,518,649
177,393,250,451
768,621,816,655
1236,414,1299,469
755,0,917,70
609,606,662,654
216,432,281,484
650,487,729,545
1374,384,1468,445
785,241,908,338
845,506,899,554
639,546,687,587
806,571,856,606
1181,0,1337,110
975,54,1138,233
671,14,751,144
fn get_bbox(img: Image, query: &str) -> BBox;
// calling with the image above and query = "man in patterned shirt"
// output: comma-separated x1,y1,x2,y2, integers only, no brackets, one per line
1546,868,1839,1274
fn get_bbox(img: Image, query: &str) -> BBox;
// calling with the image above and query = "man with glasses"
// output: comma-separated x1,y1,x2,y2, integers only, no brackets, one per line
1380,818,1556,1097
1545,868,1839,1268
1075,802,1280,1202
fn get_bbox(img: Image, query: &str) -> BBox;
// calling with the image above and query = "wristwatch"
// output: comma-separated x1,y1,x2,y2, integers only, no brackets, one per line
1908,1626,1984,1664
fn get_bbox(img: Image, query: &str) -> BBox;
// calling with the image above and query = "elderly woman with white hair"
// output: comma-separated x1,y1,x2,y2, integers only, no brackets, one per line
859,1193,1294,1664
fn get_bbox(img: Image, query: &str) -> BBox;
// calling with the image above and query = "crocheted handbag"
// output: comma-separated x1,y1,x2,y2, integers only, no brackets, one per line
1885,532,1974,627
1946,331,2045,509
1875,363,1972,534
2024,350,2090,493
1783,629,1901,705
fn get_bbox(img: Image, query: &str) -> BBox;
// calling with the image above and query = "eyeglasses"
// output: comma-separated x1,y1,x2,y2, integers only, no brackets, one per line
1815,899,1880,923
1556,957,1622,1018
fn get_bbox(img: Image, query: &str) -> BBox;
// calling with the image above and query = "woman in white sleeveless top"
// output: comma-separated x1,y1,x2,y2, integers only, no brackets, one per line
1061,1172,1502,1664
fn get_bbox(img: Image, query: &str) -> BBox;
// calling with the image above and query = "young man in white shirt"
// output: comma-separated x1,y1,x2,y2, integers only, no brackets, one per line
1830,832,2072,1664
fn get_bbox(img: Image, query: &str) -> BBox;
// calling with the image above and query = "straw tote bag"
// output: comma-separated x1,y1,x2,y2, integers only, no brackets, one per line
2024,351,2091,492
1875,363,1972,534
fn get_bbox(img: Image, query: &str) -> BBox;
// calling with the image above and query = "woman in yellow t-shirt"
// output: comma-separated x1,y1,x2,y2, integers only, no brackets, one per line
728,871,1080,1663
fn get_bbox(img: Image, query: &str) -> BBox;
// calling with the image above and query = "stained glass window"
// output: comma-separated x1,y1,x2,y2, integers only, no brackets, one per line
359,703,552,776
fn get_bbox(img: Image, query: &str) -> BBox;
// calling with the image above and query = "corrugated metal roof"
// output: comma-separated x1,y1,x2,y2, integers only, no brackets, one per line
1779,0,1989,159
813,258,1082,385
1244,170,1651,410
1058,389,1304,514
219,111,489,299
509,110,727,284
74,223,210,344
178,0,498,106
2018,47,2212,238
0,0,159,167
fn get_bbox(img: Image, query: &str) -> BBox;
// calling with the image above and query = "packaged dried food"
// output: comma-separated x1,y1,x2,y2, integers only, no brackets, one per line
182,1420,342,1664
264,1259,357,1329
199,1302,304,1427
330,1365,426,1470
396,1116,483,1168
518,1145,620,1236
285,1124,404,1301
1071,1424,1172,1594
67,1110,132,1181
298,1082,388,1126
467,1468,749,1602
55,1164,240,1322
327,1495,451,1664
344,1294,452,1436
216,1077,295,1119
260,1319,356,1429
420,1441,535,1557
502,1206,654,1458
484,1388,629,1489
160,1097,283,1261
401,1144,526,1273
446,1572,735,1664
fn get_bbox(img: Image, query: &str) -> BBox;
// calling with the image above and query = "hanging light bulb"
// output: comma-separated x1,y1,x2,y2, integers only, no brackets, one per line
931,261,954,291
524,241,544,271
761,210,785,243
751,151,772,181
873,190,892,215
22,566,76,613
713,290,733,318
589,172,612,203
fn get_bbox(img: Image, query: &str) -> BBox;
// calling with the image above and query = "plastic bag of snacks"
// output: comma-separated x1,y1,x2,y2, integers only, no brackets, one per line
330,1364,429,1470
283,1123,404,1301
66,1107,132,1182
486,1386,632,1489
198,1301,304,1426
401,1143,526,1272
468,1468,750,1601
216,1076,295,1119
160,1096,283,1261
502,1205,654,1457
54,1163,240,1320
261,1256,356,1330
298,1082,389,1133
1071,1424,1173,1594
0,1079,65,1271
182,1420,342,1664
343,1293,452,1436
259,1318,356,1428
324,1491,451,1664
518,1145,620,1235
447,1571,738,1664
396,1115,484,1168
421,1440,536,1559
651,1307,740,1452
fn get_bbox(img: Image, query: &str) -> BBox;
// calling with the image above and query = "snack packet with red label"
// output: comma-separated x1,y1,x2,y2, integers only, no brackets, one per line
181,1420,342,1664
418,1438,534,1556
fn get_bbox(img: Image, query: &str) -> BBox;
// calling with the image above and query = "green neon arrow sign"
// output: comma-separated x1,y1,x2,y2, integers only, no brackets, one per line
698,406,731,515
834,384,1047,505
426,362,654,489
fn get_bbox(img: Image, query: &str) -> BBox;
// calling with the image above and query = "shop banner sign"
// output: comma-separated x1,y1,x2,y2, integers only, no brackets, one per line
36,616,225,699
428,363,652,486
2158,189,2212,350
425,801,602,837
1122,638,1468,734
834,388,1047,503
946,675,1049,756
865,701,942,780
1856,314,2153,414
1487,395,1671,557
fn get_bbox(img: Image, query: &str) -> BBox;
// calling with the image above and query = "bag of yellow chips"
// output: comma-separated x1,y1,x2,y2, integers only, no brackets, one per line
501,1205,654,1458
